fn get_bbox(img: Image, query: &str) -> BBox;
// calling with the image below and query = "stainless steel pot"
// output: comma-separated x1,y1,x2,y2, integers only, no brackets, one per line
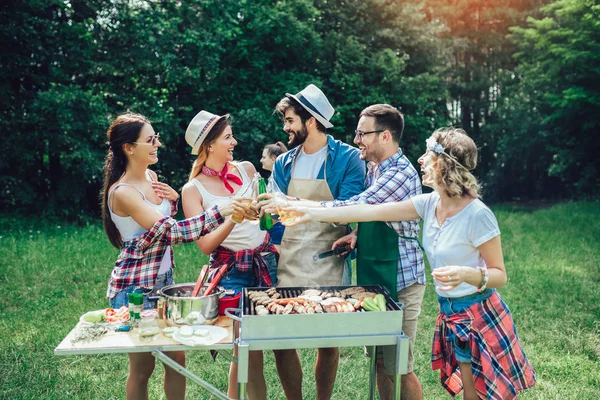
154,283,225,327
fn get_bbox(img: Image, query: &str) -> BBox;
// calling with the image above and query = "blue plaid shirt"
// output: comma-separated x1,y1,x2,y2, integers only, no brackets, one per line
326,150,425,291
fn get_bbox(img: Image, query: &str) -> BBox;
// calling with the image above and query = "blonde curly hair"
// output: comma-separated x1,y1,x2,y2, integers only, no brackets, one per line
429,127,481,198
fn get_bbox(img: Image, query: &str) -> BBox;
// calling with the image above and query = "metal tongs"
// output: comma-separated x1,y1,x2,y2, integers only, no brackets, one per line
313,244,352,261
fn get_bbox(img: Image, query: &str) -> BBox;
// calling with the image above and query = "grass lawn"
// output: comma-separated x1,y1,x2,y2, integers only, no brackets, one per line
0,202,598,399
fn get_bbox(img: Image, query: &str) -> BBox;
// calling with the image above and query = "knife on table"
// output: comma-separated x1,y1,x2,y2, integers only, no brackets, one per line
313,244,352,261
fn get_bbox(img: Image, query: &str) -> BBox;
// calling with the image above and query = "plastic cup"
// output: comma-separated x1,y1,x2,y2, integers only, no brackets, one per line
231,198,253,224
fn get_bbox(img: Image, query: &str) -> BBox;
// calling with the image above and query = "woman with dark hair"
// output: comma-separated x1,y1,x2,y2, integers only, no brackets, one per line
181,110,278,400
260,141,287,172
259,141,288,251
102,113,244,400
284,128,536,400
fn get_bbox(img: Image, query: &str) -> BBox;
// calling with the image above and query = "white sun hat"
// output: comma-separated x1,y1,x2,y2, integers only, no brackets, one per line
185,110,227,155
286,84,334,129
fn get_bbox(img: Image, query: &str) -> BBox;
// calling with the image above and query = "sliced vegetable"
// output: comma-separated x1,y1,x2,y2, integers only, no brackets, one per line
104,306,130,323
82,310,105,323
362,297,379,311
374,294,387,311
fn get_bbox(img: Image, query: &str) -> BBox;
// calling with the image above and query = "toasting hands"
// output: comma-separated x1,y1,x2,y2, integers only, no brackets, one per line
219,197,255,218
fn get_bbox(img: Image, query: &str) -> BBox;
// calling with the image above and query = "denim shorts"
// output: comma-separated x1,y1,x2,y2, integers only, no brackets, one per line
438,289,494,363
109,269,174,310
216,252,278,292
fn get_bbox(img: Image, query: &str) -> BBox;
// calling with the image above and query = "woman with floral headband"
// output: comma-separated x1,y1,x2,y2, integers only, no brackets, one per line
283,127,536,400
181,110,278,400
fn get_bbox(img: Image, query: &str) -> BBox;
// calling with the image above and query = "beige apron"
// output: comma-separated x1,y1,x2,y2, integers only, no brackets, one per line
277,150,348,287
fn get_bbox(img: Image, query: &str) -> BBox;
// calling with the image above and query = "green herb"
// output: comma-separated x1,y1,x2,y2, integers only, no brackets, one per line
71,325,106,343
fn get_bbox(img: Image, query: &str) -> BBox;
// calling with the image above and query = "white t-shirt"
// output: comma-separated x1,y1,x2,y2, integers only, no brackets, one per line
292,146,328,180
411,192,500,298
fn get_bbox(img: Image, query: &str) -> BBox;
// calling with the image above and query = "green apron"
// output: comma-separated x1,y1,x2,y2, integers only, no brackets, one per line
356,221,399,296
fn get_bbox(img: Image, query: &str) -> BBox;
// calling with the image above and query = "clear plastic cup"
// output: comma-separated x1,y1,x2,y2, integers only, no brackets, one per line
231,198,253,224
274,193,296,224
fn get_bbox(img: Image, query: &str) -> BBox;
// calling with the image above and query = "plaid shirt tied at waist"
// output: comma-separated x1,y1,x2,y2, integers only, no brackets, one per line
107,205,224,299
210,234,278,287
432,291,536,399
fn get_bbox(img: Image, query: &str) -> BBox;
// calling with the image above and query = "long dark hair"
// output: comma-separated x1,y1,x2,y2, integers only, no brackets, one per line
101,113,150,249
264,141,288,159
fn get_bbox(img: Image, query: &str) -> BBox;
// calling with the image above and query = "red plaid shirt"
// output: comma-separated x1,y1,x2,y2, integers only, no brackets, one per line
107,205,224,299
432,291,536,399
210,234,278,287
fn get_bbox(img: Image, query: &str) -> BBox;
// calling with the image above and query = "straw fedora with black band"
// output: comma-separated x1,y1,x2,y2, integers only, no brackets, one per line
185,110,228,155
286,84,334,129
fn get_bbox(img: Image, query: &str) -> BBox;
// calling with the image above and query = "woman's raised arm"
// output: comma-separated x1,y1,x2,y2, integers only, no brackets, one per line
284,198,420,226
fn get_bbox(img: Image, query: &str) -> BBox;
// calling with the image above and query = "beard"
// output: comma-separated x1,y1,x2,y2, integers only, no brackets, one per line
288,125,309,148
362,145,384,163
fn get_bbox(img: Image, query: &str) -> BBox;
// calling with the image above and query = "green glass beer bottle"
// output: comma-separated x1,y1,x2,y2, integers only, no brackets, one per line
258,178,273,231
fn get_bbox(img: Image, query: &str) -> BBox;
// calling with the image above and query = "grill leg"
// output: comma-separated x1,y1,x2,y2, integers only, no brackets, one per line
237,341,249,400
393,335,409,400
368,345,377,400
393,372,401,400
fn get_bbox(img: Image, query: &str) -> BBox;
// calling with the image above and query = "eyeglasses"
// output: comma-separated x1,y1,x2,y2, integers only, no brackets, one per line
354,129,385,141
132,133,160,146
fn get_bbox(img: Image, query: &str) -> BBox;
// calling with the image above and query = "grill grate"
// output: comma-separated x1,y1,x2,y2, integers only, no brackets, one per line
242,285,403,316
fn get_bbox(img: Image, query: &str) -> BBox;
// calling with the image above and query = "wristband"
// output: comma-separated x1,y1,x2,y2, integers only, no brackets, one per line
476,266,489,292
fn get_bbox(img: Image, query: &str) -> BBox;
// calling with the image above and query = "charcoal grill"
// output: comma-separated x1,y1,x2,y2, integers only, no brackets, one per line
225,285,410,400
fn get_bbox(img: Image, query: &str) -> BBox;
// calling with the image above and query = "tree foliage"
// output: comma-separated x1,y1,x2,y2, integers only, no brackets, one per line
422,0,550,200
0,0,597,218
1,0,448,218
508,0,600,197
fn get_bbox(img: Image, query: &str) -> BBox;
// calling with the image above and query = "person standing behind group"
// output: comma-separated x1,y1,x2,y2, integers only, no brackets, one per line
264,84,366,400
259,141,288,252
181,111,278,400
323,104,425,400
284,127,537,400
102,113,242,400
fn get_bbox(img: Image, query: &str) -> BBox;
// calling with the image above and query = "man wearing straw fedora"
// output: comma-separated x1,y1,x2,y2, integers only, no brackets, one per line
264,84,365,400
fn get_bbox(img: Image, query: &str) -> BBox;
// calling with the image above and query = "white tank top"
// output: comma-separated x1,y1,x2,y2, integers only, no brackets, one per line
108,174,172,274
191,163,266,251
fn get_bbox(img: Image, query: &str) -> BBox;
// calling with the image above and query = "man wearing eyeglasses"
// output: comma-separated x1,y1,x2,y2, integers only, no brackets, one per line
289,104,424,400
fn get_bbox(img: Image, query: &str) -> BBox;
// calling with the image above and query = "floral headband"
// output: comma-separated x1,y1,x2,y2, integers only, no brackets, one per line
426,137,444,155
425,137,471,171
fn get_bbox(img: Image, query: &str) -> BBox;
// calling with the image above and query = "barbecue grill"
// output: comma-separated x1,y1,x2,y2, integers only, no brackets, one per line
225,284,410,400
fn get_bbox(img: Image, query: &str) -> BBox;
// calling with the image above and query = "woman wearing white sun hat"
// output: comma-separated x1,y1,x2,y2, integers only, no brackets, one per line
181,110,278,400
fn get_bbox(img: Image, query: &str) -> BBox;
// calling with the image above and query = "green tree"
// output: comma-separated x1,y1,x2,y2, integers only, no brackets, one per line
422,0,548,199
0,0,113,216
1,0,448,218
508,0,600,197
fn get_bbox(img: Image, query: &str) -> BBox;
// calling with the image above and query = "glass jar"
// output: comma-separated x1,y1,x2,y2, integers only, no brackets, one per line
138,314,160,342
